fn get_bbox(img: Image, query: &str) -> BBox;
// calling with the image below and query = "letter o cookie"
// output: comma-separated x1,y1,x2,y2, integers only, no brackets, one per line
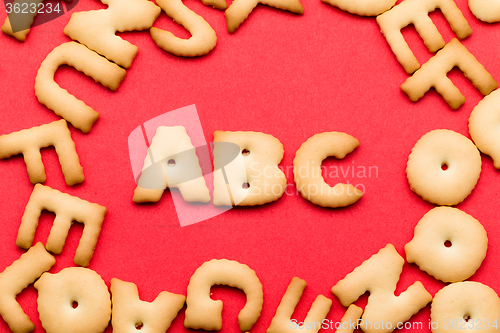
322,0,396,16
431,281,500,333
406,129,481,206
405,207,487,283
469,89,500,169
469,0,500,22
35,267,111,333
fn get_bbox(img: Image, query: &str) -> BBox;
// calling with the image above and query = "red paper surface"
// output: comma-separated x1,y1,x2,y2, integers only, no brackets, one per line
1,0,500,331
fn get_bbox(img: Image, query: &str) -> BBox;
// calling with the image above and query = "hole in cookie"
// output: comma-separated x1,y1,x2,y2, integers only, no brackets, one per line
242,182,250,189
167,159,176,167
72,301,78,309
463,315,471,322
444,240,452,248
135,322,143,330
242,149,250,156
441,163,448,171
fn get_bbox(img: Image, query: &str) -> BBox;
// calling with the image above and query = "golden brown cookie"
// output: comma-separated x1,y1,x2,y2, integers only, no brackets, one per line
1,0,42,42
0,119,84,185
17,184,107,267
225,0,304,33
406,129,481,206
400,39,497,109
331,244,432,333
0,243,55,333
405,207,488,283
469,89,500,169
469,0,500,22
323,0,396,16
35,42,126,133
293,132,362,208
64,0,161,68
133,126,210,204
213,131,286,206
35,267,111,333
184,259,263,331
377,0,472,74
431,281,500,333
150,0,217,57
110,278,185,333
267,277,332,333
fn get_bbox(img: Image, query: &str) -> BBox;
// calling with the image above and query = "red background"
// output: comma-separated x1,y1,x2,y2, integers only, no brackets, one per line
1,0,500,331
